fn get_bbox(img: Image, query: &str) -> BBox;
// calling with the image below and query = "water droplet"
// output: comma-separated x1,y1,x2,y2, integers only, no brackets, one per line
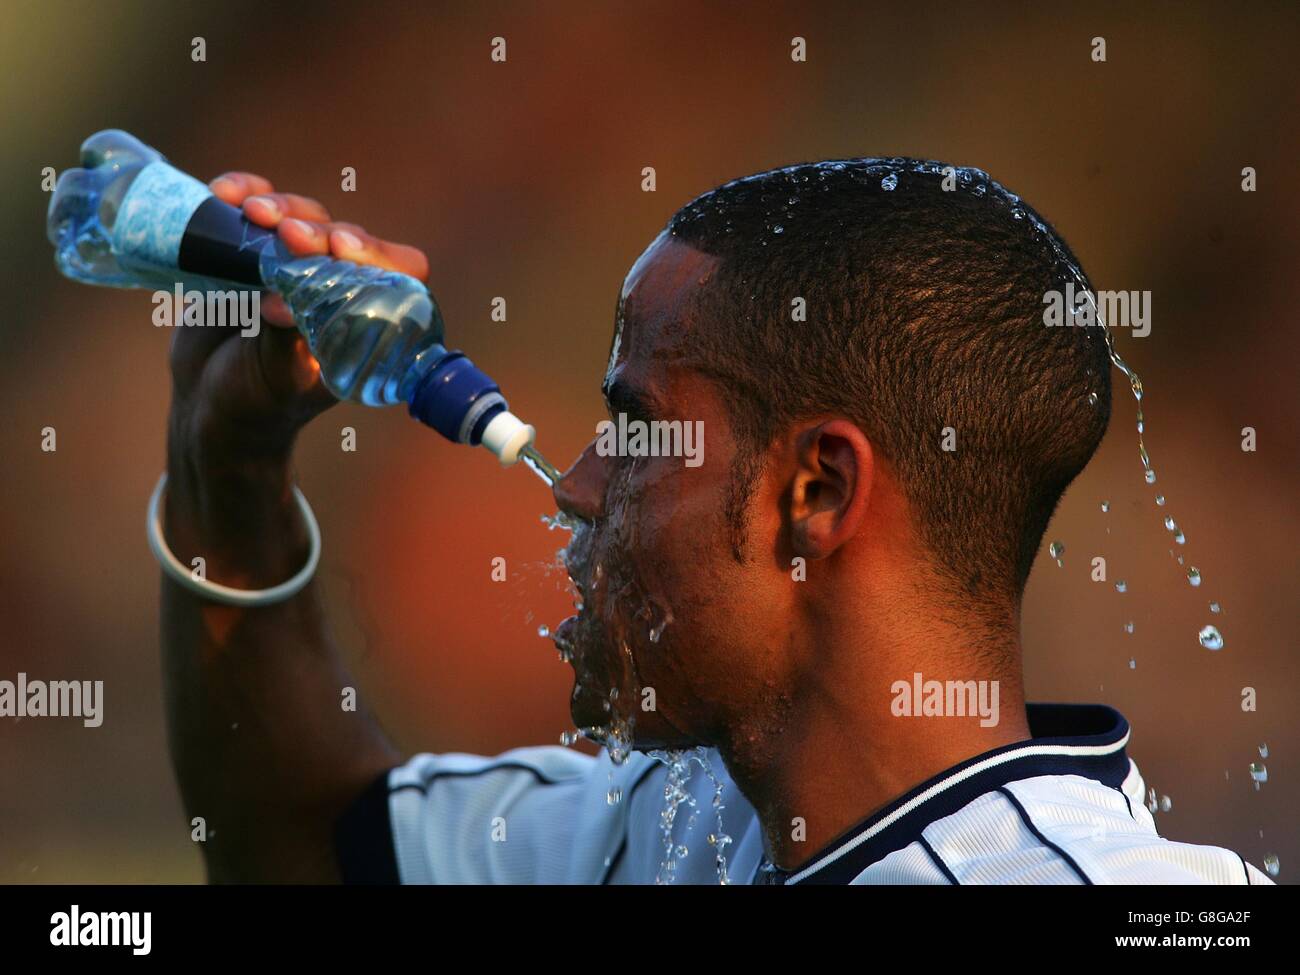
1144,470,1157,484
1210,601,1221,613
1249,762,1268,787
1198,624,1223,651
1187,567,1201,587
1088,391,1099,406
1146,788,1158,813
1174,530,1185,545
1258,743,1268,759
1164,516,1177,531
607,788,623,805
1264,854,1280,877
537,624,550,638
1049,540,1065,565
1124,621,1135,634
1159,795,1172,813
880,173,898,191
1155,494,1165,506
560,730,577,746
1011,208,1024,219
772,224,784,235
1115,580,1127,593
1100,500,1110,513
1128,657,1136,669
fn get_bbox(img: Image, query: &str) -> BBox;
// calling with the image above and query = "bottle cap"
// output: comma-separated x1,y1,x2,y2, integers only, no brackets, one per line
481,410,536,466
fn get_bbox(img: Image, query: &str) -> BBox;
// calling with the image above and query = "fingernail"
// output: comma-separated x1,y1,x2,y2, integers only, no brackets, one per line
284,218,316,238
210,177,235,196
248,195,281,219
333,230,363,253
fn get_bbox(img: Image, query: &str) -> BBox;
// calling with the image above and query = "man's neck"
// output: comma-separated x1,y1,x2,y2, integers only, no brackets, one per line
720,627,1032,872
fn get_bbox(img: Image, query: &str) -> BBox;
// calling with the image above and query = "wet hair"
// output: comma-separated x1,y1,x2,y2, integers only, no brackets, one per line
668,159,1112,605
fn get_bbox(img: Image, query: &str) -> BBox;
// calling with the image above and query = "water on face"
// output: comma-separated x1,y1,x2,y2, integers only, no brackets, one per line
538,454,740,882
543,460,666,768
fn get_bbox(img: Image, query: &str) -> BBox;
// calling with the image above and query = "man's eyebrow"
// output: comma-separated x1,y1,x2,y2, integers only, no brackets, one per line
602,377,657,419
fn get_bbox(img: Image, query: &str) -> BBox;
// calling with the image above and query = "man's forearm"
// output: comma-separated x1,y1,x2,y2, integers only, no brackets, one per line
160,443,398,882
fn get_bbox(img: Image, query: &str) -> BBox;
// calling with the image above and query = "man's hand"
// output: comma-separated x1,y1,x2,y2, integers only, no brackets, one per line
172,172,428,464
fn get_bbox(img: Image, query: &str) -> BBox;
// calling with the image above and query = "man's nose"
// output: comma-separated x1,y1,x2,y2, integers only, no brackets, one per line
552,441,608,520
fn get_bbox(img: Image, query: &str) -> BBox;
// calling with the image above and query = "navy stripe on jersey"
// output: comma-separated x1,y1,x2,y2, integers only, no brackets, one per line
997,786,1093,884
918,835,959,884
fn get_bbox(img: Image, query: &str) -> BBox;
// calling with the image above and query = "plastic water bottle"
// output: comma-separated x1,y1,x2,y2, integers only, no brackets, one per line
47,129,557,479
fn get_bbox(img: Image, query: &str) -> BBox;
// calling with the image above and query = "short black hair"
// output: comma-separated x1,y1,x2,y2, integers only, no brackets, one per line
668,159,1112,605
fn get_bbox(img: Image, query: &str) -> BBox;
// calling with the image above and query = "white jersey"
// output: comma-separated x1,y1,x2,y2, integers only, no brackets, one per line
333,703,1274,885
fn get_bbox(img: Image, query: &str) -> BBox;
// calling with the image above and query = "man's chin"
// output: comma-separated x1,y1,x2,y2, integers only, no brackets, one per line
568,683,699,753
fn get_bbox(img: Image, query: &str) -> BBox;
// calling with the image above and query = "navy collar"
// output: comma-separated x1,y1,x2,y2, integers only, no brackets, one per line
759,703,1131,885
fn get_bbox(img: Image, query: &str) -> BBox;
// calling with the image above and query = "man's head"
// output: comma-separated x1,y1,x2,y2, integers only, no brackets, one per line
552,159,1111,758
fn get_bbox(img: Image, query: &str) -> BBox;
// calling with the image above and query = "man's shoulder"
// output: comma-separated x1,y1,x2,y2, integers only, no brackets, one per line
898,772,1274,885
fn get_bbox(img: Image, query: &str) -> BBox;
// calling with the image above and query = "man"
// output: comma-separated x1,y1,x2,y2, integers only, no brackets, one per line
161,160,1271,884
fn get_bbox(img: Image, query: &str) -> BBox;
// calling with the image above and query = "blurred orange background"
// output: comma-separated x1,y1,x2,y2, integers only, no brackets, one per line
0,0,1296,883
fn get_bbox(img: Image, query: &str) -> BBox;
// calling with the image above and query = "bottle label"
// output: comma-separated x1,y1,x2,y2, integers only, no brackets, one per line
177,196,277,287
111,160,211,275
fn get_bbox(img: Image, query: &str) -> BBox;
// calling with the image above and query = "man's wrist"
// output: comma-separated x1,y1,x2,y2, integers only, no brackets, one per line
164,439,311,591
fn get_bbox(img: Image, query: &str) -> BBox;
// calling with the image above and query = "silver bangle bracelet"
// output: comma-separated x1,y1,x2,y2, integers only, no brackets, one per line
146,472,321,607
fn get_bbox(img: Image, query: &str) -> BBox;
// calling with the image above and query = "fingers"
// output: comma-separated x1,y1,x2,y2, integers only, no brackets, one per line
242,192,332,227
209,173,334,230
325,226,430,279
272,218,429,280
208,172,428,278
275,218,365,258
209,171,274,206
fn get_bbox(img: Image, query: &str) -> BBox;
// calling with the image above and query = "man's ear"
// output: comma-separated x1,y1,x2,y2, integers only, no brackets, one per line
788,419,874,560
